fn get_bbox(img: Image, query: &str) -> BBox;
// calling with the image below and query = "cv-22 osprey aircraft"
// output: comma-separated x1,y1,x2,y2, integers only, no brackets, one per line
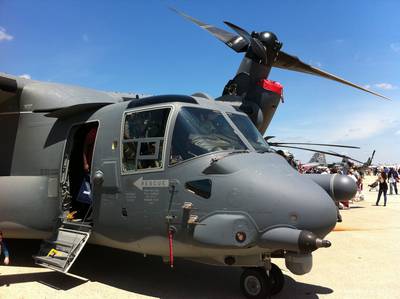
0,10,389,299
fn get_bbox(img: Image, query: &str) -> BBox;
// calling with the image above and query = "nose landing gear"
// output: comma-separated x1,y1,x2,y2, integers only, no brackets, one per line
240,263,284,298
269,263,285,295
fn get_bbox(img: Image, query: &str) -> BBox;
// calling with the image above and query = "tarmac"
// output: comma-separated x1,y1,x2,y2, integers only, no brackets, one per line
0,175,399,299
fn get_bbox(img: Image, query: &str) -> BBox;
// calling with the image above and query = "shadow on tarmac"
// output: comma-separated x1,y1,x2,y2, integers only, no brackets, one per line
0,271,86,290
3,239,334,298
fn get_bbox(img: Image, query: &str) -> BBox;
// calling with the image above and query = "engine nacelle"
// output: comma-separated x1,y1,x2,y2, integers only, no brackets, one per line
217,71,283,135
305,174,357,202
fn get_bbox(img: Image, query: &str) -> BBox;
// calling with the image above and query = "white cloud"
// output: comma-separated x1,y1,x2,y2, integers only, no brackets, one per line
326,104,400,142
269,100,400,164
19,74,31,79
275,103,400,143
0,27,13,41
365,83,397,90
374,83,397,90
390,42,400,53
309,60,322,68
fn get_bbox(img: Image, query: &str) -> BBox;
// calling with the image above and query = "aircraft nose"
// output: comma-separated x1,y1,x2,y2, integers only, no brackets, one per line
268,175,338,238
206,153,338,238
293,180,338,238
245,164,338,238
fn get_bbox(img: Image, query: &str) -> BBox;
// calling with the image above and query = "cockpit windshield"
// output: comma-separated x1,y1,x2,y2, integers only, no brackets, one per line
227,113,270,152
170,107,247,165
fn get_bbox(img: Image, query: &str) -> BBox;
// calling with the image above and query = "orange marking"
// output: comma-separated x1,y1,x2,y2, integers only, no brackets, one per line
333,224,367,232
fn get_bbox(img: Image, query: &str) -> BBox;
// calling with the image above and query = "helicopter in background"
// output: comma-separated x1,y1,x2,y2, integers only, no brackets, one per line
0,8,389,298
264,132,375,163
264,137,364,171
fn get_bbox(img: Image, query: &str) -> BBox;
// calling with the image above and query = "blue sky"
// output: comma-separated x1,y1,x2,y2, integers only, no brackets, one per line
1,0,399,164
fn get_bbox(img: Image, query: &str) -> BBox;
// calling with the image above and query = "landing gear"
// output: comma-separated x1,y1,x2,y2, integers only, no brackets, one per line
240,263,284,298
269,263,284,295
240,268,271,299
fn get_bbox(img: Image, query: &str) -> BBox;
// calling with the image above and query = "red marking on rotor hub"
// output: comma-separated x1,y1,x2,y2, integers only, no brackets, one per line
257,79,284,97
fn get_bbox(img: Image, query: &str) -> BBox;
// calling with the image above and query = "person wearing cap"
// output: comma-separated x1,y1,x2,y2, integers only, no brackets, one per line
0,231,10,265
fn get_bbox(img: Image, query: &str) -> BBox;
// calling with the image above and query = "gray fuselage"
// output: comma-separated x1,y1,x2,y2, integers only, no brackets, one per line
0,87,337,262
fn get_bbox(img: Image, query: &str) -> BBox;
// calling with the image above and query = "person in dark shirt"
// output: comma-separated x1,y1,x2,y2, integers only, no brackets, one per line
83,127,97,173
375,172,388,206
77,127,98,222
0,231,10,265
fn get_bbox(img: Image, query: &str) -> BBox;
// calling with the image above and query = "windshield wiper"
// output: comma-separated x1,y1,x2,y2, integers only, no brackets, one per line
210,149,250,164
257,148,271,153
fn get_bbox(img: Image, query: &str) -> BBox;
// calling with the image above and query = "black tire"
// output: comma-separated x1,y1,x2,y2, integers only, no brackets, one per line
240,268,271,299
269,263,285,295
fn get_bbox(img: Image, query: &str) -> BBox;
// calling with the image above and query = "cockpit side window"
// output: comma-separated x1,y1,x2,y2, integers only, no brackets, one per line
228,113,270,152
169,107,247,165
122,108,171,173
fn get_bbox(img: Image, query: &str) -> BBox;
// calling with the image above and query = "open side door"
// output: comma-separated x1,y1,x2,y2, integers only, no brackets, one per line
34,121,99,273
33,221,92,273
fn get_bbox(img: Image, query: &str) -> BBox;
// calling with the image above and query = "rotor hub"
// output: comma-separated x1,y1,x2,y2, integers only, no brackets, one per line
257,31,282,52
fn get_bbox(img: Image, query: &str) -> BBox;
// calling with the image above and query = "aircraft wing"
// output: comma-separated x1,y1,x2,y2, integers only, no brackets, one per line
39,103,112,119
0,74,18,93
0,72,120,114
0,73,28,108
0,73,151,119
0,73,34,93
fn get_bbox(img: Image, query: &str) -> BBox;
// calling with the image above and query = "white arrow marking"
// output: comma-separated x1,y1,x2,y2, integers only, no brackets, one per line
133,177,169,191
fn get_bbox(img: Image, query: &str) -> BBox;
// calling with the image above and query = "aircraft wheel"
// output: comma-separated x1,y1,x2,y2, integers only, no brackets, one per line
269,263,285,295
240,268,271,299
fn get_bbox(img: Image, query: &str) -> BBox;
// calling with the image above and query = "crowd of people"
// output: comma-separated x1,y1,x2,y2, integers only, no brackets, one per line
296,162,399,222
298,161,400,207
371,166,399,206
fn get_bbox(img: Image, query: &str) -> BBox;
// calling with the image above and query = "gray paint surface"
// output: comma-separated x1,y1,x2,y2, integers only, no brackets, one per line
0,77,339,277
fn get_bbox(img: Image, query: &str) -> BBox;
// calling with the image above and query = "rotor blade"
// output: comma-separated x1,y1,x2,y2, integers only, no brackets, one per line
223,21,252,43
224,21,266,59
268,142,360,149
264,135,276,142
326,149,363,164
274,51,391,100
170,8,248,52
273,145,363,163
327,149,340,156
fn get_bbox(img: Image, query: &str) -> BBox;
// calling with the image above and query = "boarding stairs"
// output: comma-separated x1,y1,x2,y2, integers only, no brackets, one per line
33,220,92,273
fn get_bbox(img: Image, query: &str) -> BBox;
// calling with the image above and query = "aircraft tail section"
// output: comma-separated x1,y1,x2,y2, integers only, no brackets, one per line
308,152,327,166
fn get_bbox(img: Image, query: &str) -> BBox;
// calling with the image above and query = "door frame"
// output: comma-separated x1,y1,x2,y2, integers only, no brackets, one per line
59,120,100,217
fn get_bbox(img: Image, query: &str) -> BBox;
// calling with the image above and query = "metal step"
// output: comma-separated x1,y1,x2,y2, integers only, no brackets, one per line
44,239,75,248
34,255,68,269
34,222,92,274
61,221,92,232
42,240,75,253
